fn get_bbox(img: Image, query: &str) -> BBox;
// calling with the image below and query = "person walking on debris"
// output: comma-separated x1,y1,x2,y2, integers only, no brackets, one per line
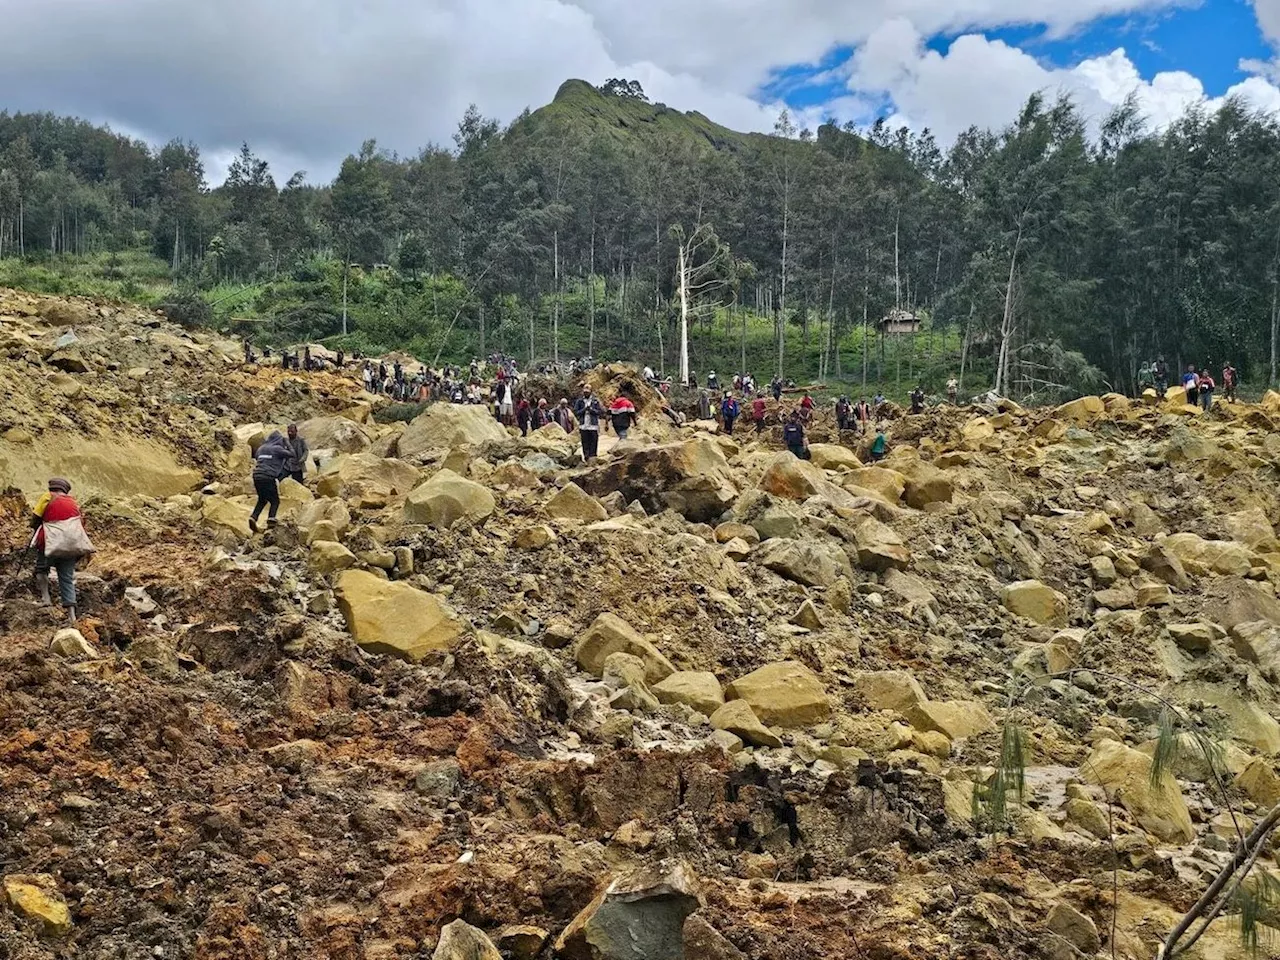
249,431,293,533
553,398,577,433
533,398,550,430
1222,361,1238,403
575,387,604,461
516,396,532,437
752,393,768,433
698,389,713,421
910,385,926,414
284,423,309,484
1138,361,1153,393
855,397,872,435
799,391,815,422
783,412,810,460
707,371,719,391
31,477,92,623
947,376,959,405
870,426,889,462
608,396,639,440
771,376,783,403
1154,357,1169,395
1182,365,1199,406
835,396,852,432
1198,368,1215,411
497,379,515,425
720,392,740,436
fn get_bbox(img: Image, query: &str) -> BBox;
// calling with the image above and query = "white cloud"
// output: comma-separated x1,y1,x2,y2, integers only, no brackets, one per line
0,0,1258,182
846,19,1280,142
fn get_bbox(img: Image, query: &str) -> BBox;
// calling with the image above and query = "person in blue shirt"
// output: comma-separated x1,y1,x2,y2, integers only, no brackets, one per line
1182,366,1199,406
782,412,810,460
720,392,740,435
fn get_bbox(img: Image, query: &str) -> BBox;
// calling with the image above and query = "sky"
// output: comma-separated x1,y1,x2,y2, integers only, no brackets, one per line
1,0,1279,184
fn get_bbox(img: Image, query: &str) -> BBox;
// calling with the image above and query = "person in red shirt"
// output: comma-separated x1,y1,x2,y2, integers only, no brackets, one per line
30,477,85,621
799,392,815,422
1222,362,1238,403
752,394,768,433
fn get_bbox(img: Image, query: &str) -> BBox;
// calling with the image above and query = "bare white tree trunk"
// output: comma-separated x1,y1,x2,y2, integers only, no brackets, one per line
995,227,1023,397
678,241,690,385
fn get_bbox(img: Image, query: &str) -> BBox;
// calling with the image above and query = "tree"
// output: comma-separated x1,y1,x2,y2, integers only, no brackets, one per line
328,140,392,334
670,222,733,384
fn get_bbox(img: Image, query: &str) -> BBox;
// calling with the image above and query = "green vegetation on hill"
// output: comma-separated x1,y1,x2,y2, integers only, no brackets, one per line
3,84,1280,402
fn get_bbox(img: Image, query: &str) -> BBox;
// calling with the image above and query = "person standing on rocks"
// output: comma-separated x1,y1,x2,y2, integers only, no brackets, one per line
799,391,815,422
1182,365,1199,406
575,386,604,460
947,376,959,405
553,398,577,433
1154,357,1169,395
608,396,639,440
720,392,740,436
855,397,872,435
1198,368,1215,411
284,423,309,484
698,389,712,421
835,396,852,432
532,398,550,430
910,385,926,414
1222,361,1238,403
870,426,889,462
771,376,783,403
752,392,768,433
31,477,90,623
249,431,292,533
516,395,532,437
783,412,810,460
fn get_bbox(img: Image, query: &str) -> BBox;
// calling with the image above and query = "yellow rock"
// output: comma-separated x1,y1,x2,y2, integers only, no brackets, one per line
399,404,508,459
808,443,862,470
545,482,608,522
709,700,782,748
1055,396,1105,424
844,467,907,503
905,699,994,740
852,670,927,713
652,671,725,717
1002,580,1069,628
1081,739,1193,843
758,452,828,501
403,468,495,528
573,613,675,683
200,494,253,539
725,661,831,728
336,570,463,662
309,540,358,575
3,873,72,937
1235,759,1280,808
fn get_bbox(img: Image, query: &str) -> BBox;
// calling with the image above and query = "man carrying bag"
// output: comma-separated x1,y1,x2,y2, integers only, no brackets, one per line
31,477,94,623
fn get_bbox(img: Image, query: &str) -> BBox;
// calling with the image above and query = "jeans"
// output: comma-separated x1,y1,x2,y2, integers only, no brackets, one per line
581,429,599,460
724,417,736,435
36,549,77,606
1201,391,1213,411
616,428,629,441
251,476,280,522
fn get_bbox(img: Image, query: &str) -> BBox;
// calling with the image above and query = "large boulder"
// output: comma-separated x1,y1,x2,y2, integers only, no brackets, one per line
853,671,927,712
400,404,508,459
1163,533,1254,577
1002,580,1068,628
1054,396,1106,424
709,701,783,748
318,454,420,507
294,498,352,543
404,468,495,528
759,453,828,501
574,614,675,684
894,460,953,509
1225,508,1277,550
725,661,830,728
808,443,862,470
1081,739,1193,843
296,416,372,454
1236,759,1280,808
555,862,700,960
579,438,738,523
845,467,907,504
850,515,910,571
755,538,852,587
652,672,725,717
906,700,994,740
309,540,358,575
336,570,464,662
546,482,608,523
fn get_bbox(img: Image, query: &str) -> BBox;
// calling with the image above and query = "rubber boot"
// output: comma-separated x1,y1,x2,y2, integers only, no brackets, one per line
35,572,51,606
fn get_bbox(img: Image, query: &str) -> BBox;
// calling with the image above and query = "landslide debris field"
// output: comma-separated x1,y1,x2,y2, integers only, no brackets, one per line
4,288,1280,959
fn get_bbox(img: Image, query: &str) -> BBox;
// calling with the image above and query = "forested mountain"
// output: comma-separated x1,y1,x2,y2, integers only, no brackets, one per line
2,79,1280,397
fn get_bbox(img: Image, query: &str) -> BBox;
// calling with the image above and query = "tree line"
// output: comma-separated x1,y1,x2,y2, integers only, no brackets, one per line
3,81,1280,396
